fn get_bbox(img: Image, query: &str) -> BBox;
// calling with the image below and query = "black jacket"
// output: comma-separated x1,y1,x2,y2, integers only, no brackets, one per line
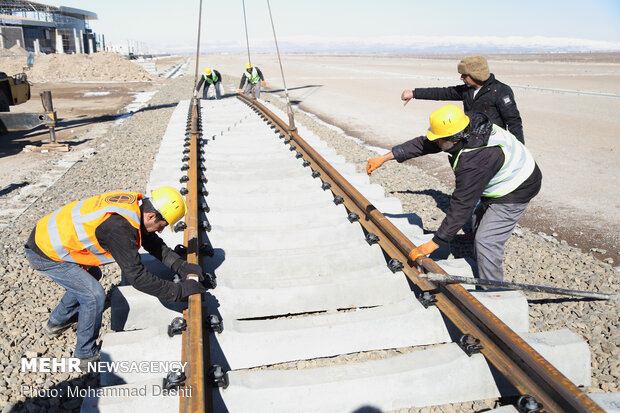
413,74,525,144
391,113,541,246
239,67,264,89
26,212,184,302
196,70,222,91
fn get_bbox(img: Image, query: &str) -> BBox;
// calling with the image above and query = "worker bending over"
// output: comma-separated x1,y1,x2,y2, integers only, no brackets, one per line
24,187,215,367
195,67,223,100
367,105,541,282
238,62,266,99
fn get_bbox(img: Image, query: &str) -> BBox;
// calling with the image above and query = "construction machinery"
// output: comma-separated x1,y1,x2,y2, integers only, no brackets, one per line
0,72,66,151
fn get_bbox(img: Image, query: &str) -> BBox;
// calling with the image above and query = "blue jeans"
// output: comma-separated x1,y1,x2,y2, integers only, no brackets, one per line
25,247,105,358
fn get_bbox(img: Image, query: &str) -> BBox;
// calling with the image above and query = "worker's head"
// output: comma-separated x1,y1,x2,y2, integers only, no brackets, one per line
144,187,187,233
245,62,252,70
457,55,490,85
426,105,470,151
204,67,212,75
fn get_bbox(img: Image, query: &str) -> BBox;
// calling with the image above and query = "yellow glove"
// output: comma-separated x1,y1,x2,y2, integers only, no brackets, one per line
237,89,242,94
261,81,266,86
366,156,387,175
408,240,439,262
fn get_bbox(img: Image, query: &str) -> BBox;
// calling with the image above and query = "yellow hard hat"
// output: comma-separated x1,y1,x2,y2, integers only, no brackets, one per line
150,186,187,229
426,105,470,141
204,67,211,75
245,62,252,69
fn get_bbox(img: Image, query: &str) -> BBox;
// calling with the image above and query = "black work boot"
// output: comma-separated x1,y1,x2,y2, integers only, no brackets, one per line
44,318,77,337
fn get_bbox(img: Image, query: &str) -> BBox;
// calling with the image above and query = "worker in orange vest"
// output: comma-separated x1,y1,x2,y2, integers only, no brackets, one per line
24,187,215,368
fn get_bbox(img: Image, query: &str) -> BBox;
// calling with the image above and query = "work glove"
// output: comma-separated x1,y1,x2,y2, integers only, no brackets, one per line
178,262,205,282
408,240,439,262
180,279,206,300
237,89,242,94
261,81,266,87
366,156,387,175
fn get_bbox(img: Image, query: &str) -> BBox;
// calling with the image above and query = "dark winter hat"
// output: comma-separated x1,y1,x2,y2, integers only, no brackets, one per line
457,55,490,82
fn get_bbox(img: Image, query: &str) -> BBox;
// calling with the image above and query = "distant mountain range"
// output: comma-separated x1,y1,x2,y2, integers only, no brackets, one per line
166,35,620,54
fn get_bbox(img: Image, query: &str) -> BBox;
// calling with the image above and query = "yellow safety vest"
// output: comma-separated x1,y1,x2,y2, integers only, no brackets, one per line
35,192,143,266
452,125,535,198
204,72,219,84
244,67,260,84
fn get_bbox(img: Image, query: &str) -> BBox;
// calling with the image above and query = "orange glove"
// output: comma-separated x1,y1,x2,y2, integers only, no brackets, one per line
408,240,439,262
261,80,266,87
366,156,387,175
237,89,242,94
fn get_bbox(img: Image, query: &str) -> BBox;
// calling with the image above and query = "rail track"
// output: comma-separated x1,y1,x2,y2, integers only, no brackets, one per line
80,93,609,413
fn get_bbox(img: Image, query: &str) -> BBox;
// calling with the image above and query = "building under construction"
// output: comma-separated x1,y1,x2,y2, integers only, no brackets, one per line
0,0,98,54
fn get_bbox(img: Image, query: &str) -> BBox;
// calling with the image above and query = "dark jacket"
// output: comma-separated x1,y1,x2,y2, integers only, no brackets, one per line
26,212,184,302
239,67,264,89
196,70,222,91
413,74,525,144
391,113,541,246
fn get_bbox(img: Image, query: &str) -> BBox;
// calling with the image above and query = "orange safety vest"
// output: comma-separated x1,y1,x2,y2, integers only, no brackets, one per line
35,192,143,266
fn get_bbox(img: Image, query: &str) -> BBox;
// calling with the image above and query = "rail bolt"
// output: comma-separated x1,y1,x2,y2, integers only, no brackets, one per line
388,259,404,273
208,365,229,389
181,155,190,162
295,152,303,159
284,138,291,144
207,314,224,333
311,170,320,178
163,370,186,390
179,175,189,183
418,291,437,308
173,221,187,233
200,243,215,257
365,233,380,245
181,163,189,171
302,160,311,167
180,187,188,195
516,395,543,413
321,182,331,190
347,212,359,222
458,334,483,356
167,317,187,337
174,244,187,258
289,145,296,151
333,196,344,205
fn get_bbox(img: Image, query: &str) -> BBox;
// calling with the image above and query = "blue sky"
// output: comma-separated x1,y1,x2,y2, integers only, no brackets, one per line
42,0,620,53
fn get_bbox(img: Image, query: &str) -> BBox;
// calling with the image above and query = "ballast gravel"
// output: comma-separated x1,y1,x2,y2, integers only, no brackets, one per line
0,74,617,413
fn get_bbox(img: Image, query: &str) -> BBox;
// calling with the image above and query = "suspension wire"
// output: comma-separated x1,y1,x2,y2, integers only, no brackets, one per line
266,0,296,130
193,0,204,94
242,0,252,66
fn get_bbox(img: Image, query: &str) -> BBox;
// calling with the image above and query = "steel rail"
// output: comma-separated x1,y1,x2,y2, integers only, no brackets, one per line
236,93,603,413
179,98,211,413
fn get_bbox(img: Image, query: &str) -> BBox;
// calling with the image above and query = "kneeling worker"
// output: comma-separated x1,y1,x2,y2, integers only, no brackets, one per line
24,187,214,367
367,105,541,283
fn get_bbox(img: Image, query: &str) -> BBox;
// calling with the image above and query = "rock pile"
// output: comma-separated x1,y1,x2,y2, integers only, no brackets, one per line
0,51,154,82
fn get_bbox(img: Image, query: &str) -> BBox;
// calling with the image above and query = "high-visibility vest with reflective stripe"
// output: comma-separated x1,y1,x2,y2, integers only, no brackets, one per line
244,67,260,84
35,192,143,266
452,125,536,198
204,72,219,84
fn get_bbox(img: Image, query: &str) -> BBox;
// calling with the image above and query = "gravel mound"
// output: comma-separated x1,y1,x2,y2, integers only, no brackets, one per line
0,52,154,82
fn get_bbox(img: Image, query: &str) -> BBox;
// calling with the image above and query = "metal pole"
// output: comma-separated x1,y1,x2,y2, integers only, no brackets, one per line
266,0,296,130
242,0,251,66
422,273,618,301
193,0,204,94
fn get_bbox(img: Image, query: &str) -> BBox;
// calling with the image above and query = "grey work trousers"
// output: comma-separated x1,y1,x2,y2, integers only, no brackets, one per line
472,202,529,282
243,82,261,99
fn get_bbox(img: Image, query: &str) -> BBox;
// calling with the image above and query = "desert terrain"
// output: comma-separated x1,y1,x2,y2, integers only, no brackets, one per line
205,52,620,263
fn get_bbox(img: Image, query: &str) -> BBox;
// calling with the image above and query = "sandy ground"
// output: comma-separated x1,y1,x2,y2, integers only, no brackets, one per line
198,53,620,262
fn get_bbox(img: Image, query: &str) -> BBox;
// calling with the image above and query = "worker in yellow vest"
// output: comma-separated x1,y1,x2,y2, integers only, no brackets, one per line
195,67,223,100
238,62,266,99
366,105,541,284
24,187,215,368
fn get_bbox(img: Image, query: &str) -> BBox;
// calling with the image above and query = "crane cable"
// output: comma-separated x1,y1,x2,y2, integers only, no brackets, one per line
242,0,252,66
193,0,204,94
266,0,296,130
